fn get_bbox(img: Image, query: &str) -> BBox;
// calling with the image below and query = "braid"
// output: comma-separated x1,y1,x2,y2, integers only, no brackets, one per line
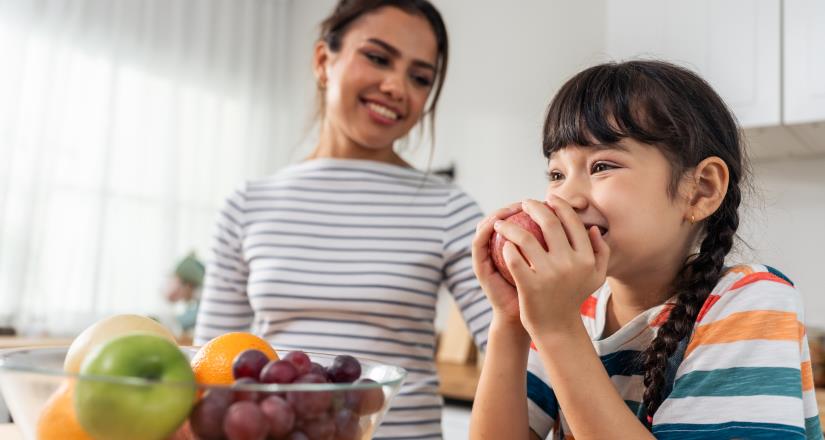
641,185,741,418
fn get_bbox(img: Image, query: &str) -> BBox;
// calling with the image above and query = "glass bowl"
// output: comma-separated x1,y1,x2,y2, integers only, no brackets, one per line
0,346,407,440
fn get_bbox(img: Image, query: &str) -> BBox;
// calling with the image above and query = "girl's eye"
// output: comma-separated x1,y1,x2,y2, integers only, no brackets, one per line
365,52,389,66
591,162,616,173
411,75,433,87
546,170,564,181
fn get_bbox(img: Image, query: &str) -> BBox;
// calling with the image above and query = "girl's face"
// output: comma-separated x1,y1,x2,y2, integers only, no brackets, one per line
316,7,438,153
545,139,695,279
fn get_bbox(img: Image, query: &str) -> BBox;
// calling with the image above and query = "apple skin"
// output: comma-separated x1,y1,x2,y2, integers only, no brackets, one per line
65,314,177,373
74,333,196,440
489,210,548,285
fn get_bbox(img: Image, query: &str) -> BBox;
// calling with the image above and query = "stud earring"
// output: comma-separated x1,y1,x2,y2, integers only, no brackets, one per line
690,214,696,224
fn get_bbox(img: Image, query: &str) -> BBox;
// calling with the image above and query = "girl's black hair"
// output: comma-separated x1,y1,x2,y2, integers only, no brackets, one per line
542,60,745,419
318,0,448,141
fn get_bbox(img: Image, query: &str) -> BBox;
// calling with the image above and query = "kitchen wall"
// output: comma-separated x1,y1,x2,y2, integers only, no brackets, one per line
740,156,825,329
282,0,824,329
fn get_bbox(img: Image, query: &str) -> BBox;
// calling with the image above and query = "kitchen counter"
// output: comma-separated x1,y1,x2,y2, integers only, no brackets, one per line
0,423,21,439
0,336,73,350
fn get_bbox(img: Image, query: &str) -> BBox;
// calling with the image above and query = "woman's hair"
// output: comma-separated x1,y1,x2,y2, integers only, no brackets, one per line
542,60,746,419
317,0,448,143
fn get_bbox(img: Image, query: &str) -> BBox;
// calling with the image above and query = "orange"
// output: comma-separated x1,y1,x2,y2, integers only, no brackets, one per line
36,380,94,440
190,332,278,385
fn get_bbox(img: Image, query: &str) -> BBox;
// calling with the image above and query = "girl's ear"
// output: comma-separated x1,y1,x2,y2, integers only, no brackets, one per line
312,41,329,89
687,156,730,222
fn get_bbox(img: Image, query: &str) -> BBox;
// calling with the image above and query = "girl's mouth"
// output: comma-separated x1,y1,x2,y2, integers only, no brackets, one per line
584,224,608,237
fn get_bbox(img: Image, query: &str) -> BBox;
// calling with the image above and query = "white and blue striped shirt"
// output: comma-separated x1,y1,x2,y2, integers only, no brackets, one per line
194,158,492,439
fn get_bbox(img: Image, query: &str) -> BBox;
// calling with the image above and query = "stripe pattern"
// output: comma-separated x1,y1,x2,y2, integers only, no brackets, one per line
526,264,823,439
193,158,492,439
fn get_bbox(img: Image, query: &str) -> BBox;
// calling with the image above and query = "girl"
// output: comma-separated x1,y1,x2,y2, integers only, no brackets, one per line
470,60,822,439
194,1,493,438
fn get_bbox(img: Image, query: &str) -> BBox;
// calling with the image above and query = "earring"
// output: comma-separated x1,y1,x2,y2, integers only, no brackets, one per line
690,214,696,224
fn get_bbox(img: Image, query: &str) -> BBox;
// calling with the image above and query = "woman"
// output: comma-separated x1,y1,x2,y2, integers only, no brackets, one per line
194,1,492,438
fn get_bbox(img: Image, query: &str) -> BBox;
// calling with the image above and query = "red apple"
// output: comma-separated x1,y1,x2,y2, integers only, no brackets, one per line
489,211,548,285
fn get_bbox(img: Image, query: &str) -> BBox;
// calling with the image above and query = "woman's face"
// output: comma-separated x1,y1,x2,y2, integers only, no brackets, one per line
316,6,438,152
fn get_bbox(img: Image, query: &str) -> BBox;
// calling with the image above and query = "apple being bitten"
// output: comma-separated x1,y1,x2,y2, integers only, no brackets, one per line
74,333,196,440
489,211,548,285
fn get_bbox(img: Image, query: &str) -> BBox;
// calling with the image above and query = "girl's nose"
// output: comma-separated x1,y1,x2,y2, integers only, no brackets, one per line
547,183,590,211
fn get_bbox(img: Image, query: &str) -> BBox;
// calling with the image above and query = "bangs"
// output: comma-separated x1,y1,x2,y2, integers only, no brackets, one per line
542,62,676,158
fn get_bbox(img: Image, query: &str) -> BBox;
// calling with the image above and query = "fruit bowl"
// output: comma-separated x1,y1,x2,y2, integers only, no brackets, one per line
0,346,407,440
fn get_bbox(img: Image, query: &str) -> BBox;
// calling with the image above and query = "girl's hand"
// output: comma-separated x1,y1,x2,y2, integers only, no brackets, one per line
472,202,523,326
496,197,610,337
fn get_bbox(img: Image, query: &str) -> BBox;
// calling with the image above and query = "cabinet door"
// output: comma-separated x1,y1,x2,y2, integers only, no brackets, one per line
605,0,781,128
784,0,825,124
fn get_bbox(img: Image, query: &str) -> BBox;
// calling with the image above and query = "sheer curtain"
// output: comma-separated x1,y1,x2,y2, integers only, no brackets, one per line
0,0,295,336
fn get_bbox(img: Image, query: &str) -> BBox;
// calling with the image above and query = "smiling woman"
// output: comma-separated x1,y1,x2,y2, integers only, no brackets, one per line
192,1,493,439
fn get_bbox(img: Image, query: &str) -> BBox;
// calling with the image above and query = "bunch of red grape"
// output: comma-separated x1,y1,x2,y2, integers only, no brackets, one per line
188,350,385,440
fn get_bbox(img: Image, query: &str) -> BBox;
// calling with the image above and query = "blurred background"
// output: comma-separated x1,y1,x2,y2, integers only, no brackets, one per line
0,0,824,432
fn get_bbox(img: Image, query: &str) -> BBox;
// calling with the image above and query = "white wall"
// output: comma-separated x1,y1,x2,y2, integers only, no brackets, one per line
740,156,825,328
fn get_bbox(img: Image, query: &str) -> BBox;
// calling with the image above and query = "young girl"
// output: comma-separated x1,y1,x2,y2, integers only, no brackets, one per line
470,60,822,439
194,1,493,438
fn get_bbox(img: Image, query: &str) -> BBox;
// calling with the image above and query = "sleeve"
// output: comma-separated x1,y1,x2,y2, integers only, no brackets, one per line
651,267,823,440
441,187,491,351
192,186,255,345
526,347,560,439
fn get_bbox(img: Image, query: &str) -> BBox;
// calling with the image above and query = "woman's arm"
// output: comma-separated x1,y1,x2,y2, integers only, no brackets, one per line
441,189,492,351
470,318,536,440
193,188,255,345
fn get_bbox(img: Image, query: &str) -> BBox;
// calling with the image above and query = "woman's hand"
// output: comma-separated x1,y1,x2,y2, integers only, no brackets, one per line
471,202,523,326
495,197,610,337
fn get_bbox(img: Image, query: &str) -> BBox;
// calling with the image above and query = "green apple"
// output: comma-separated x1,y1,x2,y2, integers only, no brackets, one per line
74,333,196,440
65,314,177,373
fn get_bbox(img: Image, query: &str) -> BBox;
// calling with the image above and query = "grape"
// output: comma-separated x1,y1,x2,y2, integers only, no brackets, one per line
260,359,299,384
309,362,328,378
284,351,312,375
345,379,384,415
326,355,361,383
296,413,335,440
259,395,295,438
232,377,260,402
222,401,268,440
232,349,270,380
189,389,232,440
287,373,333,418
333,408,361,440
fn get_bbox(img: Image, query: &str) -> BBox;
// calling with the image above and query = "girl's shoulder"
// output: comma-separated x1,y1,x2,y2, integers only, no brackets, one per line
693,263,804,328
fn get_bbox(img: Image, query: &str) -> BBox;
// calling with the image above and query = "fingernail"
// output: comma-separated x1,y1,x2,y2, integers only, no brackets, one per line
494,220,502,230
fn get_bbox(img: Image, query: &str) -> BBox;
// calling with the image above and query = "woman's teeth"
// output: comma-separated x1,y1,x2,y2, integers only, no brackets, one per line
367,102,399,120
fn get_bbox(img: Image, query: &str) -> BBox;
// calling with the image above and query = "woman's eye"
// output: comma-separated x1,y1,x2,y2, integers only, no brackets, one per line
591,162,616,173
365,53,389,66
546,170,564,181
411,75,433,87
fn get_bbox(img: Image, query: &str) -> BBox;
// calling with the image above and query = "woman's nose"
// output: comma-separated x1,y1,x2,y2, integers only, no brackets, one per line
379,71,406,102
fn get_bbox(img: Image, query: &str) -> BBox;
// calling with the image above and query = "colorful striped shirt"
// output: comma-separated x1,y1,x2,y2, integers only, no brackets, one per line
193,158,492,439
527,264,822,439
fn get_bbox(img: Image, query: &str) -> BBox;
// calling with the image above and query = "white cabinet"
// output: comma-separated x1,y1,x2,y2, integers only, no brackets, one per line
605,0,781,129
784,0,825,124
